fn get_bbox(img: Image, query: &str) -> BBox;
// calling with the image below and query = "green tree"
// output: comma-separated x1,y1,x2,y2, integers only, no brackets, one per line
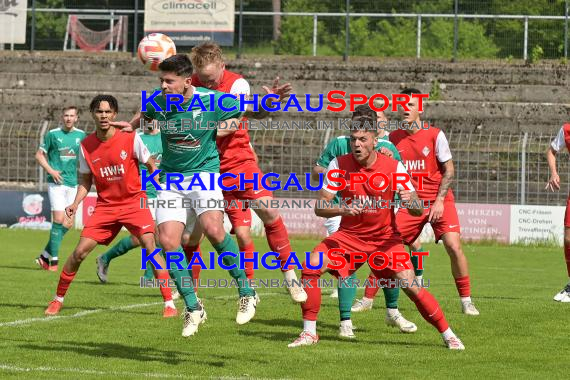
34,0,67,39
274,0,327,55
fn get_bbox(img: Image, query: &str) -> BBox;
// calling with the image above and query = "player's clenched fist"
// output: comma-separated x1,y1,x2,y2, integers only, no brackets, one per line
398,189,413,202
340,202,364,216
65,204,77,218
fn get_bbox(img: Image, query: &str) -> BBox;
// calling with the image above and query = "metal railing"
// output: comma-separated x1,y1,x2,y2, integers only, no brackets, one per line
2,120,568,206
3,1,569,61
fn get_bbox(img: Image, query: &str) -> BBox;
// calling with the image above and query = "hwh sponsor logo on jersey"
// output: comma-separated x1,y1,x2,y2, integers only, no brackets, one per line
405,160,426,171
100,164,125,178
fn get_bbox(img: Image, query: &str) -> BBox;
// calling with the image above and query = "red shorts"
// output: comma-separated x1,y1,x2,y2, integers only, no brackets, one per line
222,164,273,201
226,206,253,232
313,230,410,279
396,199,460,245
81,203,155,245
565,196,570,228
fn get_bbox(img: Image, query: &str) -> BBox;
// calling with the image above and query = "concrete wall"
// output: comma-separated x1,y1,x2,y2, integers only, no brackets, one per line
0,51,568,133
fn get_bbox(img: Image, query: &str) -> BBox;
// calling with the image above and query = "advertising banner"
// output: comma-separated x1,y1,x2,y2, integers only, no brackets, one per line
144,0,235,46
510,205,565,245
0,0,27,44
0,191,51,230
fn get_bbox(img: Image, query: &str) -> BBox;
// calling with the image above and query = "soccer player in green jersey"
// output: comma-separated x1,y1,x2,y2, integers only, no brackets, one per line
112,54,292,334
311,105,417,338
35,106,86,271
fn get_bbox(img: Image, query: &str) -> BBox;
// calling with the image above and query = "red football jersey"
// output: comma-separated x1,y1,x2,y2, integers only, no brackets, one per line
79,131,150,206
324,152,413,237
191,70,256,173
389,127,454,201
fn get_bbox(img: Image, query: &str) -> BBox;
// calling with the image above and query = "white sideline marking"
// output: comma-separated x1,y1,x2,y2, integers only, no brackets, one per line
0,364,289,380
0,301,163,327
0,292,284,328
0,364,188,378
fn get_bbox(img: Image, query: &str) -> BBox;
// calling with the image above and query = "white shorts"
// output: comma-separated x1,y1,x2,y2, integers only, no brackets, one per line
48,183,77,212
324,215,341,237
155,173,224,226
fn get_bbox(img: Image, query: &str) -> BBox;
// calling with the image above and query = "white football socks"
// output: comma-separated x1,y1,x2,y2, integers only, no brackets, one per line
441,328,456,340
303,320,317,335
386,308,400,318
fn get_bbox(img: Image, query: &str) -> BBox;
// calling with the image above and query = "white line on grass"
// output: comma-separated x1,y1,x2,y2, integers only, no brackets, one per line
0,363,189,379
0,364,291,380
0,291,284,328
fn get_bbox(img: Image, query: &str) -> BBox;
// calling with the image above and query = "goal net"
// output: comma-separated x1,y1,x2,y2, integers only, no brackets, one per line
64,14,128,52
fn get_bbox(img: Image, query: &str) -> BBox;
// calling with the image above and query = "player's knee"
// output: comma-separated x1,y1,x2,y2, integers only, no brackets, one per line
309,251,324,269
72,248,90,263
62,218,73,230
202,224,225,242
257,207,279,224
401,284,420,298
445,240,463,256
409,241,421,251
159,234,178,251
236,231,252,247
53,214,65,225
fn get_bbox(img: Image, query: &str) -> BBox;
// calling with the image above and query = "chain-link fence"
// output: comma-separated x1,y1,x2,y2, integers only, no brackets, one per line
2,119,568,206
4,0,570,61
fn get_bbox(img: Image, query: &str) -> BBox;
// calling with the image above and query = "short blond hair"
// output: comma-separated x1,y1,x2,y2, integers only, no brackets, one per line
190,43,224,68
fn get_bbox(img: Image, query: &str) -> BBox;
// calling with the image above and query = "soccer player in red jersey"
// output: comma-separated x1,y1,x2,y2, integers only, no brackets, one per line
288,115,465,350
44,95,177,319
546,124,570,302
182,43,307,303
388,88,479,316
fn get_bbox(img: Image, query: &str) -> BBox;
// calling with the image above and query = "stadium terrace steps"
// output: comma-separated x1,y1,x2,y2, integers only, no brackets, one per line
1,52,569,132
1,72,569,104
1,52,570,85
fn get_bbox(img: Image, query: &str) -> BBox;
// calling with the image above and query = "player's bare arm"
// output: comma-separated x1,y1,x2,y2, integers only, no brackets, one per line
35,149,63,184
429,159,454,222
66,173,92,218
110,112,151,132
545,146,560,191
399,189,423,217
311,165,326,182
314,188,364,218
216,118,241,137
144,155,158,174
243,77,292,120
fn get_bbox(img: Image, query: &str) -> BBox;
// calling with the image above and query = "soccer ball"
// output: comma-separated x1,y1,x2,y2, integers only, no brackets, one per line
137,33,176,71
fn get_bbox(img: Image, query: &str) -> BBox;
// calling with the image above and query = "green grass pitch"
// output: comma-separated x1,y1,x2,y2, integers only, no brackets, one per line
0,229,568,379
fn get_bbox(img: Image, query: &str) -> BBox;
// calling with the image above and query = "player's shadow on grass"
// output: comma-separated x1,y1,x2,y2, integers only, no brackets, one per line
237,329,298,343
0,302,51,311
0,264,45,272
252,317,340,330
472,295,519,300
77,280,142,287
17,340,226,366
